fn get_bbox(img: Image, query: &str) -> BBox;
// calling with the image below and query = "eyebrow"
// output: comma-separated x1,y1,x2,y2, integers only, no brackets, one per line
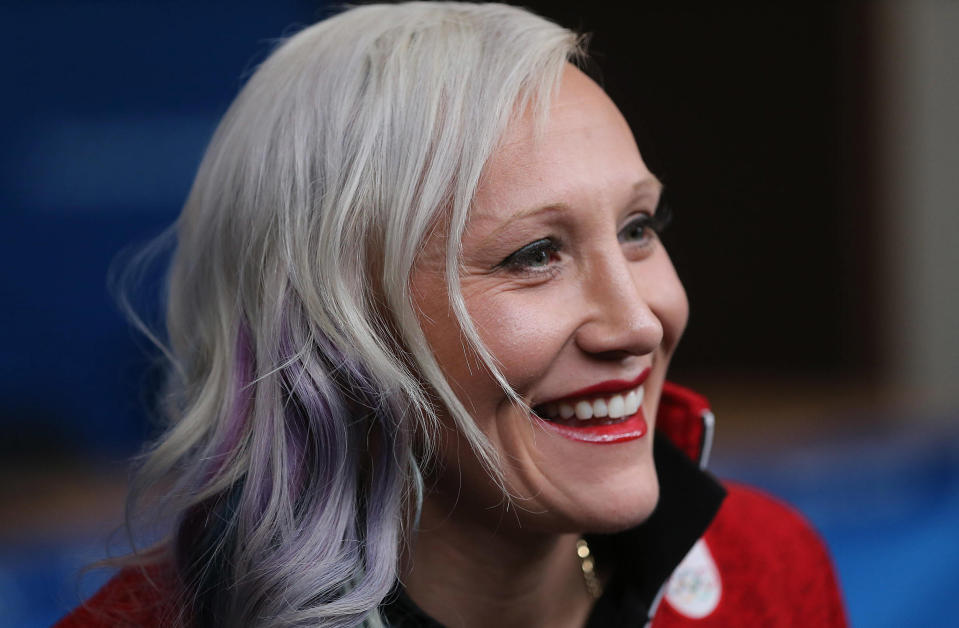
475,177,664,243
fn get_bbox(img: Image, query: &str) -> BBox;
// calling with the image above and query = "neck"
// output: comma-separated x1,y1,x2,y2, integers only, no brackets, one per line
403,495,595,628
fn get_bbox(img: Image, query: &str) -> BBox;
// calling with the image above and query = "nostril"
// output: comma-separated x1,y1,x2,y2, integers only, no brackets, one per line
588,348,646,362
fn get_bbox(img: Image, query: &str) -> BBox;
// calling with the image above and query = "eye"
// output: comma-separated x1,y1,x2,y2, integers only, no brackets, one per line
619,195,672,245
498,238,562,272
619,214,655,244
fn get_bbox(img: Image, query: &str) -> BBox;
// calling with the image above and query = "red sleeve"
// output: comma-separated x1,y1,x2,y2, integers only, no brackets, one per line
54,564,179,628
655,482,848,627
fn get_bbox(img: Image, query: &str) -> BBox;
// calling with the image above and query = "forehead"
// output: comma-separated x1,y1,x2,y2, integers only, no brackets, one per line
471,65,656,228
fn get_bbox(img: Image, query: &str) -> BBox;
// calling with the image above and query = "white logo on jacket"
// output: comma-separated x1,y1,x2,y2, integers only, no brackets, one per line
664,538,722,619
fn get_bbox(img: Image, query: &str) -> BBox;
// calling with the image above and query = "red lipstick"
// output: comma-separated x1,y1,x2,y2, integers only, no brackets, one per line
536,409,647,444
531,367,651,445
539,368,651,405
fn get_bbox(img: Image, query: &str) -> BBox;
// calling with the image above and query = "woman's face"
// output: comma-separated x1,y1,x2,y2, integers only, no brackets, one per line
411,65,688,534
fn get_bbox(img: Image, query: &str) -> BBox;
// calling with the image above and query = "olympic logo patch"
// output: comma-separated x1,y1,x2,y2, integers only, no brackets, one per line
664,538,722,619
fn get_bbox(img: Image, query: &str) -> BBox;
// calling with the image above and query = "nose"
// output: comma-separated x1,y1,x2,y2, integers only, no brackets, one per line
574,252,663,359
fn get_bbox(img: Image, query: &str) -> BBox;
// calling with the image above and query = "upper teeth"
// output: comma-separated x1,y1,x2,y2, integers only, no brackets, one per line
543,384,645,421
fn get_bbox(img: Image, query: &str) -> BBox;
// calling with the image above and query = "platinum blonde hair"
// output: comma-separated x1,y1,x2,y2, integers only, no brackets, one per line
125,3,584,626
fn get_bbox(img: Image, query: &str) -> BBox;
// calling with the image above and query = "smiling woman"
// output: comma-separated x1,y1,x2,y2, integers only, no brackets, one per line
58,3,846,628
410,67,687,542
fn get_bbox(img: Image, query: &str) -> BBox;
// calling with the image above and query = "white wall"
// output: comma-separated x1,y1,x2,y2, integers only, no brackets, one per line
877,0,959,413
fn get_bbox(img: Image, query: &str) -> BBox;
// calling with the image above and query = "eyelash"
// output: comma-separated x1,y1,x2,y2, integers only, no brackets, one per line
498,238,563,275
496,195,673,277
621,196,673,245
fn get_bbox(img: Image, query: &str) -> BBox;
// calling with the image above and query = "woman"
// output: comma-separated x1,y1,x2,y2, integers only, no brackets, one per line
59,3,846,627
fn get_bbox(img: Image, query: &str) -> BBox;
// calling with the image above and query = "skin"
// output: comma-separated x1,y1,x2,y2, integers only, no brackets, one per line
406,65,689,628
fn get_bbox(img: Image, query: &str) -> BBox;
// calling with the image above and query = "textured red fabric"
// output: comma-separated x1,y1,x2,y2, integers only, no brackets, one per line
653,482,847,627
54,563,178,628
656,381,709,462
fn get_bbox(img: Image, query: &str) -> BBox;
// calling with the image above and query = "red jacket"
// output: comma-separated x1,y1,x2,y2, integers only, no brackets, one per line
650,383,847,627
57,383,847,627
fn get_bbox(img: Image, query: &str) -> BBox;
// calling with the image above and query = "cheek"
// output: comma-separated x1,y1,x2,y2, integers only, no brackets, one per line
465,286,574,388
411,275,562,419
410,269,478,401
648,253,689,354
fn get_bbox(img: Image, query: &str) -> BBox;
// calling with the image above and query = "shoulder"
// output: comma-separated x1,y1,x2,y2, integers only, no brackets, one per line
654,482,848,627
709,481,833,560
54,563,180,628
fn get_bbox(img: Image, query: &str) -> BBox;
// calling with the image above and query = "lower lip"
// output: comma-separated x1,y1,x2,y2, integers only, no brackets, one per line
533,409,648,444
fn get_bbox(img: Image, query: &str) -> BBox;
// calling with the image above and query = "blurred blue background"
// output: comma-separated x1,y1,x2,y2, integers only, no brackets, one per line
2,2,957,627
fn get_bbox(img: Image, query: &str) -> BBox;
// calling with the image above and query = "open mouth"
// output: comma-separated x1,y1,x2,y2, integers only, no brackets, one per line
532,383,645,427
529,371,651,444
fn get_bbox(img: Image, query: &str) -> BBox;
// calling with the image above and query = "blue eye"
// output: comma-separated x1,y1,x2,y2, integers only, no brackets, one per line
620,196,672,245
619,215,654,244
499,238,561,271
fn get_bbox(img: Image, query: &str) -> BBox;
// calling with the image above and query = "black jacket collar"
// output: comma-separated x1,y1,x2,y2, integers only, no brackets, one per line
583,433,726,625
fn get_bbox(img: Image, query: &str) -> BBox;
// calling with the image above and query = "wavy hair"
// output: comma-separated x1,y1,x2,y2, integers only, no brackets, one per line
123,3,584,626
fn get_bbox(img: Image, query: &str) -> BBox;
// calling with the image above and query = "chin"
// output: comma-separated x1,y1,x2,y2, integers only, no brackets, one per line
515,453,662,535
580,466,661,534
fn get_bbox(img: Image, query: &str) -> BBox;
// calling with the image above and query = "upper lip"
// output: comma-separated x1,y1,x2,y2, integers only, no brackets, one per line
534,367,651,406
